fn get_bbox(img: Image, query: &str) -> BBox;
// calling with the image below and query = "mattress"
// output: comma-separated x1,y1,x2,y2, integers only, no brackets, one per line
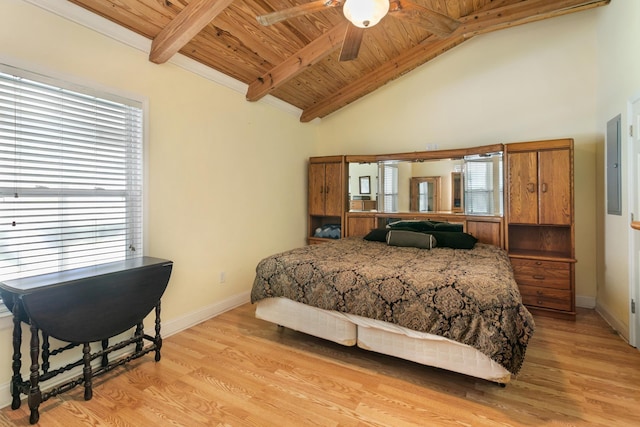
255,297,511,384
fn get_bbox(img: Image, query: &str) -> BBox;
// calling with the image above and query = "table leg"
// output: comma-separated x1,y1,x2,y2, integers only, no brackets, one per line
82,343,93,401
154,301,162,362
10,299,22,410
27,323,41,425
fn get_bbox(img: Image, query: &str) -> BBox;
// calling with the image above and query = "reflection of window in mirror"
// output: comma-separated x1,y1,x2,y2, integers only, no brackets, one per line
379,163,399,212
410,176,441,212
463,153,503,215
451,172,463,212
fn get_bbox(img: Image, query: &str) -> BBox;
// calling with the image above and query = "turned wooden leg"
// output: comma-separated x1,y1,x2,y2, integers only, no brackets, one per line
10,300,22,410
154,301,162,362
27,323,41,425
82,343,93,401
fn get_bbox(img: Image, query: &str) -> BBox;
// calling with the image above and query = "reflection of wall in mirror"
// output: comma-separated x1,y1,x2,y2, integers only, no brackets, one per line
348,163,377,200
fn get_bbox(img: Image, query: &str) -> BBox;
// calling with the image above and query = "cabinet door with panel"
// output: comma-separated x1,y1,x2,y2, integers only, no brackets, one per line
466,219,502,247
323,162,343,216
308,162,327,216
507,152,538,224
507,148,571,226
538,149,571,225
346,214,376,237
309,161,343,216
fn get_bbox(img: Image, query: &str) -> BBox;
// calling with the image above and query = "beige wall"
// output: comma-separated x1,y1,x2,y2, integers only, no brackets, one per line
0,0,316,390
594,0,640,339
317,11,601,312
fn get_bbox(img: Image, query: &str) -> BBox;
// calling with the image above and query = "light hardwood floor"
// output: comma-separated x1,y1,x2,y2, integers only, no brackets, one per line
1,304,639,426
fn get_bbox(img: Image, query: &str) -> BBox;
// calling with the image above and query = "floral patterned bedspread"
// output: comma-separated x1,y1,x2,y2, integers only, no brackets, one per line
251,238,535,375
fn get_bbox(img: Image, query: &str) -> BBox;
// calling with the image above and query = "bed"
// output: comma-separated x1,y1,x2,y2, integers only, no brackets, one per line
250,230,535,384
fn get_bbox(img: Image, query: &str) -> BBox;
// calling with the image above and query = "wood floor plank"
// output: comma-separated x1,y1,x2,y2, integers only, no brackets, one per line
1,304,640,426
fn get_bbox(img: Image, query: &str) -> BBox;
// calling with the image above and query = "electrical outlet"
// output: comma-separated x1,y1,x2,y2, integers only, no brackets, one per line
219,271,226,284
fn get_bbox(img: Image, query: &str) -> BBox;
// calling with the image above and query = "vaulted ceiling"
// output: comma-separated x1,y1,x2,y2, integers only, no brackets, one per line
67,0,609,122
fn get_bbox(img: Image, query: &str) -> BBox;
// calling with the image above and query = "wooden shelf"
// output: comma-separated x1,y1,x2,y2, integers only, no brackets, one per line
307,237,339,245
508,250,576,263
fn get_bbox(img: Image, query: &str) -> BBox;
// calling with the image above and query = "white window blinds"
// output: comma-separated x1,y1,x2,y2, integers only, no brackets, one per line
380,163,398,212
464,153,503,215
0,66,143,288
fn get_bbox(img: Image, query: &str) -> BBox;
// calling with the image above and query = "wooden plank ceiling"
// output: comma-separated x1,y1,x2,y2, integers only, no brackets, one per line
67,0,609,122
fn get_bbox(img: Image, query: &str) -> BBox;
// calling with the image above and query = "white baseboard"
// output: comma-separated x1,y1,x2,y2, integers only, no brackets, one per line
0,291,251,410
0,382,8,411
576,295,596,309
161,291,250,338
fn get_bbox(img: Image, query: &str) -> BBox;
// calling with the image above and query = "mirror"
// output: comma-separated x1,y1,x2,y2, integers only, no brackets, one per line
370,158,464,213
347,149,503,215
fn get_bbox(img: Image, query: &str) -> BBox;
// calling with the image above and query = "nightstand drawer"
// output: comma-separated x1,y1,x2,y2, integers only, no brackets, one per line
519,285,572,311
511,259,570,289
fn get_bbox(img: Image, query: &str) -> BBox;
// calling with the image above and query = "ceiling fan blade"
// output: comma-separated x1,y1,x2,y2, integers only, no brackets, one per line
388,0,460,38
339,25,365,62
257,0,343,26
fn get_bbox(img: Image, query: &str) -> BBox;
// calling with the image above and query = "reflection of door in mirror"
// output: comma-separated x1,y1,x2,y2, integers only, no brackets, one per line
451,172,463,212
410,176,441,212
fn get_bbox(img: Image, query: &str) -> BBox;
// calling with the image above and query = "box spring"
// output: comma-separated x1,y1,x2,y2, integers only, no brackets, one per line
255,297,510,384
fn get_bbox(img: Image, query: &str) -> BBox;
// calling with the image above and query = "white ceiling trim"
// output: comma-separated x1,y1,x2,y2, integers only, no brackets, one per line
22,0,302,118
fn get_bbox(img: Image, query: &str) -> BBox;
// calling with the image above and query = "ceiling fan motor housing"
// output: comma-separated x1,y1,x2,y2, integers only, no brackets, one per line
343,0,390,28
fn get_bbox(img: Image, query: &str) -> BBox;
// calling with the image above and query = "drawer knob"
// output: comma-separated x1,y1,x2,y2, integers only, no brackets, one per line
537,300,543,304
536,290,543,295
535,261,543,266
533,275,545,280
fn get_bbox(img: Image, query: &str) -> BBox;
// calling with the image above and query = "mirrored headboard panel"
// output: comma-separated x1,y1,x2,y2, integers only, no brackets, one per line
346,144,504,216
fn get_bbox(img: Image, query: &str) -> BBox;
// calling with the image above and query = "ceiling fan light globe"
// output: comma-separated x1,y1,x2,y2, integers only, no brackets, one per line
343,0,389,28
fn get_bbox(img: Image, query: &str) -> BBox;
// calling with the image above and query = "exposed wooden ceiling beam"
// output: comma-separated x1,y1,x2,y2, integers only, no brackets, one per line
246,21,349,102
149,0,235,64
388,0,460,38
459,0,610,38
300,0,609,122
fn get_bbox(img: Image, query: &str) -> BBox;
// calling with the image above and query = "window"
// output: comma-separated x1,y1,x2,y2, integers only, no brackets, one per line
380,163,398,212
0,65,143,314
464,153,503,215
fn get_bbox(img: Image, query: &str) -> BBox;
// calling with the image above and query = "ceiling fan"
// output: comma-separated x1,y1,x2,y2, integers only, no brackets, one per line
257,0,460,61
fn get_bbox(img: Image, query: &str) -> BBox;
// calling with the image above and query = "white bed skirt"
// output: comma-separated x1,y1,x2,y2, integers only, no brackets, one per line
255,297,511,384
